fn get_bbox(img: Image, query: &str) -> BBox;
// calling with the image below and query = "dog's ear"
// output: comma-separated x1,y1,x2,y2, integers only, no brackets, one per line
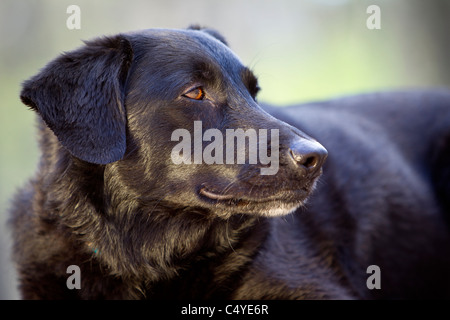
20,35,133,164
188,25,228,46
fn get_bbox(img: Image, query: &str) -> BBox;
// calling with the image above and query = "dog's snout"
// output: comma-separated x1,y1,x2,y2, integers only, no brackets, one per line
289,140,328,174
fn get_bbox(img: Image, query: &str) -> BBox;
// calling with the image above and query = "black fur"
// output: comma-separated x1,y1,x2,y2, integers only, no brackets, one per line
10,27,450,299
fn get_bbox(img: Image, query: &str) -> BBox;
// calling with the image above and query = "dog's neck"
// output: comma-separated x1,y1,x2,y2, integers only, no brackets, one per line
84,201,266,298
44,157,267,297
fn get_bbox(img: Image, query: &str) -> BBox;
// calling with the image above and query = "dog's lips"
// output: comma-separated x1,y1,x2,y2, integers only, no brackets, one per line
199,187,235,201
198,184,312,206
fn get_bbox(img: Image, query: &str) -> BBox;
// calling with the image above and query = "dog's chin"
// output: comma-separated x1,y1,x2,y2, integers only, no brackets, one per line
198,185,313,218
258,201,303,217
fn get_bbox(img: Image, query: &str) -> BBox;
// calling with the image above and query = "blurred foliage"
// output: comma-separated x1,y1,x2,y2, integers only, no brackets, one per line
0,0,449,299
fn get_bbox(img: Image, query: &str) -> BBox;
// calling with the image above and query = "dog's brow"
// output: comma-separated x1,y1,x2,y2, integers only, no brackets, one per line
193,61,217,82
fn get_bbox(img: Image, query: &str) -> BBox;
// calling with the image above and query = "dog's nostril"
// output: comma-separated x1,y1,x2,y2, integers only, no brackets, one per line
289,143,327,172
301,155,319,169
289,149,319,168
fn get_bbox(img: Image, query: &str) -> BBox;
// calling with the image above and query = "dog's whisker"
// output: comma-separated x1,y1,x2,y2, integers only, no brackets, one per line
221,180,238,195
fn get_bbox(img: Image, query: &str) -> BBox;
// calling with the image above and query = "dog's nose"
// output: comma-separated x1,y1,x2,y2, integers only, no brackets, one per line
289,140,328,175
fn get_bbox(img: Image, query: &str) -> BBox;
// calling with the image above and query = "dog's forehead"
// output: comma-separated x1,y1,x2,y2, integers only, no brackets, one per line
130,28,245,70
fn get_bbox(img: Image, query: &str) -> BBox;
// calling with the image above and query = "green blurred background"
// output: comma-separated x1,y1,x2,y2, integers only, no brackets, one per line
1,0,449,299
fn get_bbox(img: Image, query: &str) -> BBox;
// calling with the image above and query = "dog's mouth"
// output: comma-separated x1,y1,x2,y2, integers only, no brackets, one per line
199,187,235,201
198,183,315,216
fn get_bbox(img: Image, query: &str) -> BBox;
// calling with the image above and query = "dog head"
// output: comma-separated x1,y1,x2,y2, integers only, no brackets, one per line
20,27,327,218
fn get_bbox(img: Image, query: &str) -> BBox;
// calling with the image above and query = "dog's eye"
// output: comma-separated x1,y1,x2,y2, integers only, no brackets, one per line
183,87,205,100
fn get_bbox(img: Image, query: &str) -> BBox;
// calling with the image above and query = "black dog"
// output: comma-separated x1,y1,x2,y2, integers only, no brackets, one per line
10,26,450,299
